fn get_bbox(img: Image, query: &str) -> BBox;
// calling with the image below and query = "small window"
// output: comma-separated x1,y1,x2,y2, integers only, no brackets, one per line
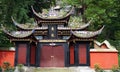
35,36,43,40
63,36,70,40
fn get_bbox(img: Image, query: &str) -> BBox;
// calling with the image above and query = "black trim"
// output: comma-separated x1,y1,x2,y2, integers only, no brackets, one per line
63,43,69,67
87,42,90,66
75,43,79,66
14,43,18,66
26,42,30,66
36,42,40,67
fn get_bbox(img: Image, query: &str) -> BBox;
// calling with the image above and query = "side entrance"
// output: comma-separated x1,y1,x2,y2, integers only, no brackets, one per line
69,42,90,66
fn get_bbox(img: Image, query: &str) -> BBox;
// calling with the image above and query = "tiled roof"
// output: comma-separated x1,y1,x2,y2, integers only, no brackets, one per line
1,25,34,38
11,17,91,30
71,26,105,38
11,17,38,30
31,6,74,19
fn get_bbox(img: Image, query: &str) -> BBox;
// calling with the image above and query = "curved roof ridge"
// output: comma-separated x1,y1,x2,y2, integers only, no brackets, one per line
31,6,74,20
58,20,91,30
11,17,37,30
1,25,35,38
71,25,105,38
78,20,92,29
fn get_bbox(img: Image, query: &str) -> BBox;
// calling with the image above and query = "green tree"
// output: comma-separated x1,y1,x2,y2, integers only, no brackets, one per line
84,0,120,51
61,0,81,7
0,0,120,49
85,0,120,40
0,0,54,47
61,0,120,50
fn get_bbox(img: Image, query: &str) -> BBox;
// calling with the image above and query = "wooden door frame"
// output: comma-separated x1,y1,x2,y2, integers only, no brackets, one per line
69,42,75,66
74,41,90,66
36,42,69,67
15,41,30,66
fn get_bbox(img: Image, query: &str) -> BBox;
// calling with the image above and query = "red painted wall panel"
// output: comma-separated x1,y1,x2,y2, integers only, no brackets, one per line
30,44,36,65
90,52,118,69
0,49,118,69
0,50,15,66
18,44,27,64
70,45,74,64
79,44,87,64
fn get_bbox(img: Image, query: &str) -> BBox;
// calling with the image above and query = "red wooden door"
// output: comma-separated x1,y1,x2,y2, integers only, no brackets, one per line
18,44,27,64
70,45,74,65
53,46,64,67
40,45,64,67
78,44,87,64
40,45,52,67
30,44,36,65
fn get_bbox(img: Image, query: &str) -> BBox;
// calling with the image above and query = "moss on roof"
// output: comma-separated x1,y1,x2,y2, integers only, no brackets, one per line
68,16,84,28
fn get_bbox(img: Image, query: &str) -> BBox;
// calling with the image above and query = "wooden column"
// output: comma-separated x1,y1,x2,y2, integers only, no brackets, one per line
63,43,69,67
36,42,40,67
30,42,36,66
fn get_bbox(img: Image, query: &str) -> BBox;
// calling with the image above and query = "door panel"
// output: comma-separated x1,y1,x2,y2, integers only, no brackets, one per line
53,46,64,67
30,44,36,65
18,44,27,64
40,46,52,67
70,45,74,65
79,44,87,64
40,45,64,67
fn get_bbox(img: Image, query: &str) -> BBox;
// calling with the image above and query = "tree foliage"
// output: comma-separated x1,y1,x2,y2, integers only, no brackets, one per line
84,0,120,50
86,0,120,52
61,0,82,7
0,0,54,47
0,0,120,50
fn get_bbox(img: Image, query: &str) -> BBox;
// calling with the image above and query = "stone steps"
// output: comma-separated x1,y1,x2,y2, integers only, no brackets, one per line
15,66,96,72
69,67,95,72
